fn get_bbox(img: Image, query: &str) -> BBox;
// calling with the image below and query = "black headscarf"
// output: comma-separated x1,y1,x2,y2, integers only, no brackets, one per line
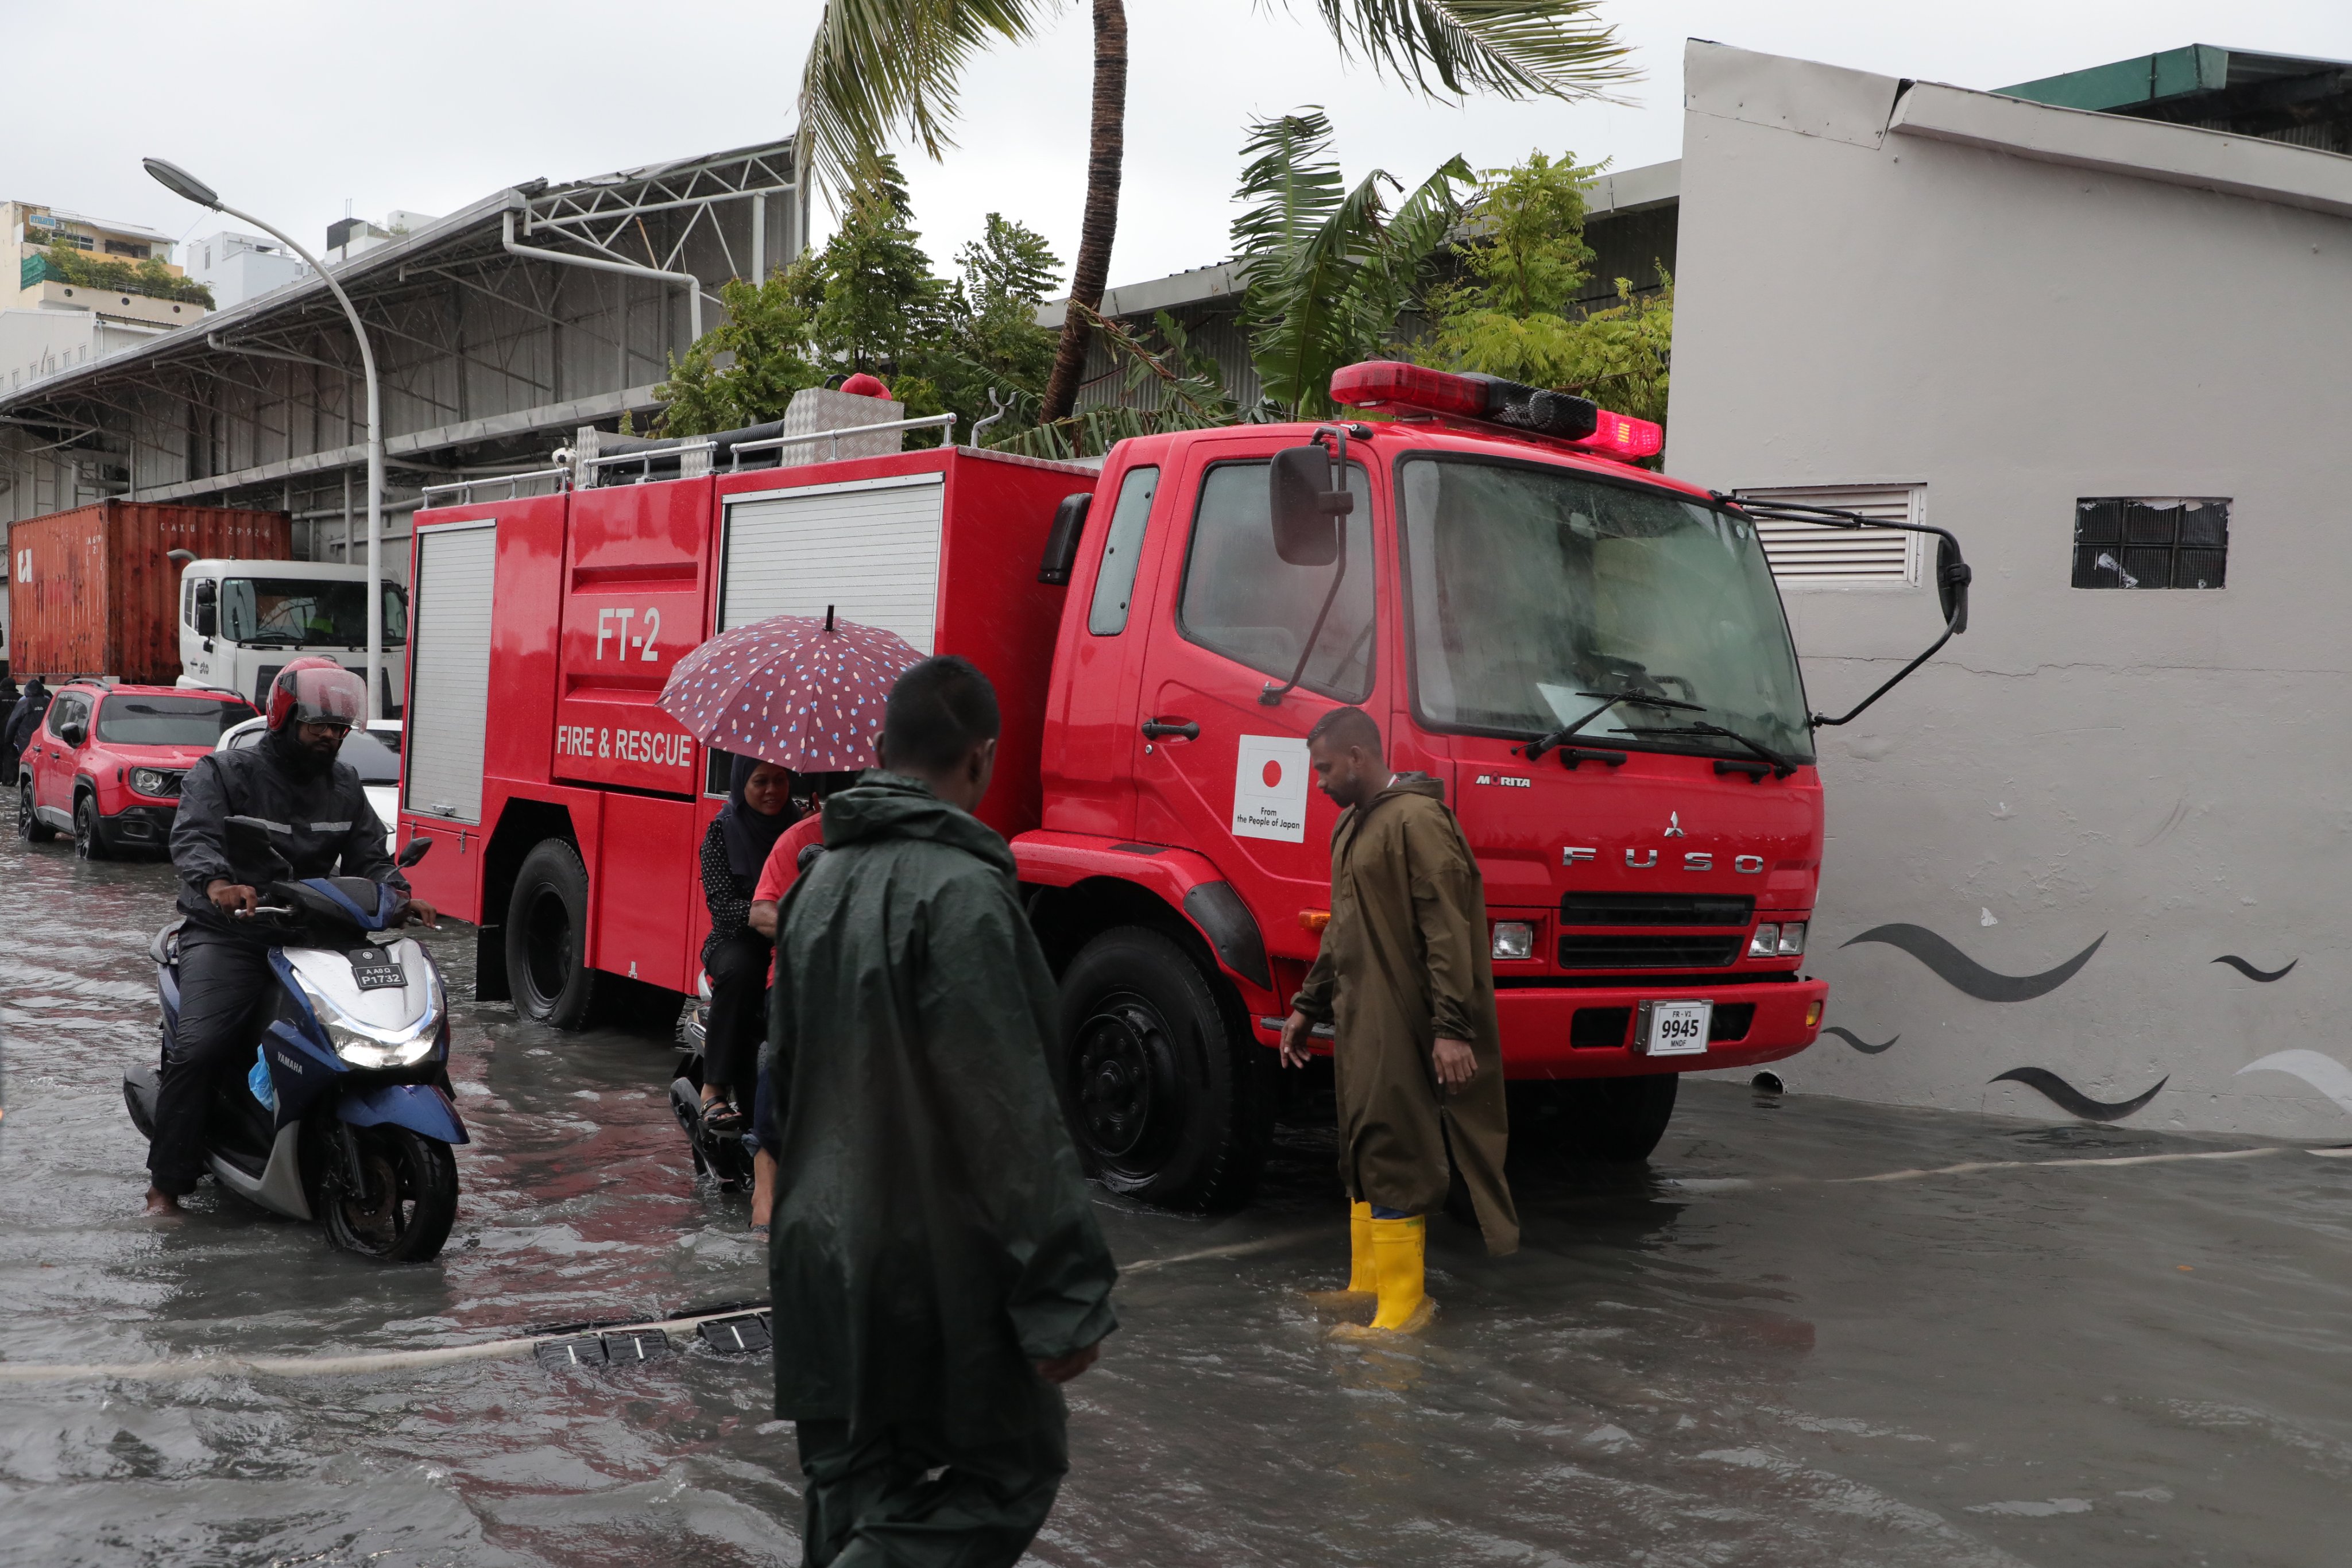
717,752,794,880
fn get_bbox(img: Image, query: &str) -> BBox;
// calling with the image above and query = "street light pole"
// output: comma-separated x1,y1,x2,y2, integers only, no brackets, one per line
144,158,387,724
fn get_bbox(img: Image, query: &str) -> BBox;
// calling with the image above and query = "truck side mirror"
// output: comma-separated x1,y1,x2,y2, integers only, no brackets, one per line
1038,492,1090,585
1269,446,1351,567
397,836,432,869
193,580,218,638
1936,537,1971,635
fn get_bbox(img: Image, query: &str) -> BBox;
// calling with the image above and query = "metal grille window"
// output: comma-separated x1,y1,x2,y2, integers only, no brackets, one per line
1738,485,1922,586
2073,498,2228,590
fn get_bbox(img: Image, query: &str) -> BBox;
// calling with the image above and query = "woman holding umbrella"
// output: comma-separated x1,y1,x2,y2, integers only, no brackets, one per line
695,754,796,1130
660,606,924,1165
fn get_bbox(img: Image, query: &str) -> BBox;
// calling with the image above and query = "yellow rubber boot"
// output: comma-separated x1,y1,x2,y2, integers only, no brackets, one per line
1332,1215,1437,1339
1302,1202,1378,1317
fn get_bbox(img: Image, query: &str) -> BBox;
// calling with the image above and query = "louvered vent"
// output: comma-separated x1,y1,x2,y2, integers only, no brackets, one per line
1739,485,1922,586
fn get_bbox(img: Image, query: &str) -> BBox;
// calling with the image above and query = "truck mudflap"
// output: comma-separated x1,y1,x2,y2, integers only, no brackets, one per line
1250,977,1829,1078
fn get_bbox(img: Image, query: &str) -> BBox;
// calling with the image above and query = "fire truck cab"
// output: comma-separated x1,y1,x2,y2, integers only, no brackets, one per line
400,366,1966,1211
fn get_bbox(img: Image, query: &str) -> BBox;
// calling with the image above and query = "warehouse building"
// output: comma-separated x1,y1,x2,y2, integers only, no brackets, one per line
0,138,807,580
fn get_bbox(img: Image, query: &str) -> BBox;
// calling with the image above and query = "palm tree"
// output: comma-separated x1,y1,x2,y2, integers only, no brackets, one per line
796,1,1633,424
1231,109,1470,420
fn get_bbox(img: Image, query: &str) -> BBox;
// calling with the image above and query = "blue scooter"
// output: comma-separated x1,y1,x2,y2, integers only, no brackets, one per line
126,821,466,1261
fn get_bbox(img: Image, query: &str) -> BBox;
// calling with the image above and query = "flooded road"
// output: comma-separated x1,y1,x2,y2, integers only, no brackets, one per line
3,838,2348,1567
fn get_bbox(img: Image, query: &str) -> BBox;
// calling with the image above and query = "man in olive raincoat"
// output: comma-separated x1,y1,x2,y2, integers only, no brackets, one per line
767,655,1118,1567
1282,706,1518,1337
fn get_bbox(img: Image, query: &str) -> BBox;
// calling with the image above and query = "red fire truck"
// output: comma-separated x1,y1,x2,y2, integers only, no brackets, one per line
397,362,1968,1209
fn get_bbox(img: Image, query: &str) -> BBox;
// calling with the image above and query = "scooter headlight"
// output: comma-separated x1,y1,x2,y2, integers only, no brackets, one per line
297,961,446,1068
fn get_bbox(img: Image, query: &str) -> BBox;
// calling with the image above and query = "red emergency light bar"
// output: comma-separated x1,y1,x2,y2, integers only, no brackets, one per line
1328,359,1664,463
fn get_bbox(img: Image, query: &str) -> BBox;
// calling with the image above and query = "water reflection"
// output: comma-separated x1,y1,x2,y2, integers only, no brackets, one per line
5,843,2350,1566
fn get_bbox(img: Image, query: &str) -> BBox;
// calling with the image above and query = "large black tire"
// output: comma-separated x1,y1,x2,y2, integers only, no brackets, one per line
1053,925,1268,1211
505,839,608,1028
1557,1072,1680,1162
73,791,111,861
20,777,56,842
315,1124,460,1262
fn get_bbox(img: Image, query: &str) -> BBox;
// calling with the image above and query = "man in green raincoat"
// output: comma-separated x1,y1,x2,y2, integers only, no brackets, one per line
1281,706,1518,1338
767,655,1118,1567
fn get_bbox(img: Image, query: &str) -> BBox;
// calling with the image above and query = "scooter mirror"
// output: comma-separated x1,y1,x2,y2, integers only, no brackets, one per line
397,835,432,869
1268,446,1348,567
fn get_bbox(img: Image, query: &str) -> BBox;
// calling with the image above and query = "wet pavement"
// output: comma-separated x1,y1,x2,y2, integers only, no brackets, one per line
3,838,2349,1568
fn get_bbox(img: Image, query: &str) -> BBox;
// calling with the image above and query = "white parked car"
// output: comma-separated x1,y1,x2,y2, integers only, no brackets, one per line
215,716,404,832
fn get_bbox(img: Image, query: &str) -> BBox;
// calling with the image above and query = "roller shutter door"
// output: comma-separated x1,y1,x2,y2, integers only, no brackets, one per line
403,521,496,823
719,473,946,651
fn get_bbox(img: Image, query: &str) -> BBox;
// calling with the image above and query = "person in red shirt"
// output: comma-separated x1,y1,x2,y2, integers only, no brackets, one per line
741,771,858,1232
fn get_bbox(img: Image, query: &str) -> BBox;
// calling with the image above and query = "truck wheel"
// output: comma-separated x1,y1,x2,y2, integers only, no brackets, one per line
1054,926,1267,1211
20,779,56,842
1558,1072,1680,1162
74,792,111,861
505,839,606,1029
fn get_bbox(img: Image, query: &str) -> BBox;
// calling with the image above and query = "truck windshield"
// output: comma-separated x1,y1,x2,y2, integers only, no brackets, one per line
221,578,409,648
1398,456,1813,763
96,695,257,745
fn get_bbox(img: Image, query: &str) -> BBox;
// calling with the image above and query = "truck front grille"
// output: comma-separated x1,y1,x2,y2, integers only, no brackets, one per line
1560,892,1755,926
1557,934,1743,969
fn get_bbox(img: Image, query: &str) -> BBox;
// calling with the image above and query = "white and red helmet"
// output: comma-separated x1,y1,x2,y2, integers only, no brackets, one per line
265,656,367,731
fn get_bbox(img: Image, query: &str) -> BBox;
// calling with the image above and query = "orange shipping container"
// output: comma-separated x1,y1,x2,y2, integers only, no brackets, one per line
6,502,292,682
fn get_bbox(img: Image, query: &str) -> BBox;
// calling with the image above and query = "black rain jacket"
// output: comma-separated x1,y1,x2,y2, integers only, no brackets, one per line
3,680,50,767
170,729,407,935
767,773,1118,1446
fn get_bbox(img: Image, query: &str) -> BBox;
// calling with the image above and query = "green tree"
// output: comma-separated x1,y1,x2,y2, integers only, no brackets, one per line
655,262,827,436
794,1,1634,427
1422,150,1674,427
1230,109,1470,420
659,170,1070,447
36,242,215,308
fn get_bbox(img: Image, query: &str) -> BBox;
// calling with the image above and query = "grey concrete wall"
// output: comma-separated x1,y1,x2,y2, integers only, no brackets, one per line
1666,42,2352,1140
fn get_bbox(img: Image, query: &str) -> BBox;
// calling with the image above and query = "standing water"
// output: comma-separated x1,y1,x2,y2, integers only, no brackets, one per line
3,842,2347,1566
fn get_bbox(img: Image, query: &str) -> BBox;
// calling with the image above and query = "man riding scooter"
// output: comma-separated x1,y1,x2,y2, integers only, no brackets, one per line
144,657,436,1217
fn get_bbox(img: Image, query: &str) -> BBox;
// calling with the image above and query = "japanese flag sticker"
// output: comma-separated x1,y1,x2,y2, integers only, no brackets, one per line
1233,734,1311,843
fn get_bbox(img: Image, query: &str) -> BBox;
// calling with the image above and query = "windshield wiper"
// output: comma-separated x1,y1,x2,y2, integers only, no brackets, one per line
1617,721,1798,779
1523,687,1703,760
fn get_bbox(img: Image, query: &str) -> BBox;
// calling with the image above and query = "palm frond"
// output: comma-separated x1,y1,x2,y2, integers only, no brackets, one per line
798,0,1066,206
1229,110,1346,263
1267,0,1635,102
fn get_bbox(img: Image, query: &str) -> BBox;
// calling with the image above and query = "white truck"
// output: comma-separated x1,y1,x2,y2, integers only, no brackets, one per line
175,558,409,715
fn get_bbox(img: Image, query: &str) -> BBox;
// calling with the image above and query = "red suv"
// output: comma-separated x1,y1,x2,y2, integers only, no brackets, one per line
17,683,258,859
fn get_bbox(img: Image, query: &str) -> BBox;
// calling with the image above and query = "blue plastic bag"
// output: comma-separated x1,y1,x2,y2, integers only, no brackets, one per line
247,1046,277,1114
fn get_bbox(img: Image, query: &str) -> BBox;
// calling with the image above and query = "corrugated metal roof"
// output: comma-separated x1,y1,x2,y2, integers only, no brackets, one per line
1999,45,2352,113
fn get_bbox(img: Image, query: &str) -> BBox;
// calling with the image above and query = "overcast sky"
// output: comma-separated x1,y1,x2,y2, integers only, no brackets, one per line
15,1,2352,293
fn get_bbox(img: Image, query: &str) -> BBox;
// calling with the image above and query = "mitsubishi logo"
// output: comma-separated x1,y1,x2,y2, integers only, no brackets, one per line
1664,811,1687,839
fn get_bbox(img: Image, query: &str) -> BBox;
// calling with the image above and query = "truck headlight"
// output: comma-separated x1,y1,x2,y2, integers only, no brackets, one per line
129,768,172,797
1491,922,1535,961
1748,924,1780,958
1777,922,1808,956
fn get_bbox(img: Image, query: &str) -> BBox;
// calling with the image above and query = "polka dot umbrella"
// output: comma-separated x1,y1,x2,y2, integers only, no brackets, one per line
657,609,922,773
